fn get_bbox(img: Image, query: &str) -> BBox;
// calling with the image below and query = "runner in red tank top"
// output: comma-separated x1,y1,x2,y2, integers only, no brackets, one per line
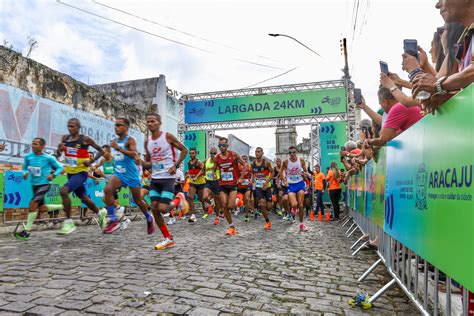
237,155,253,221
213,137,247,235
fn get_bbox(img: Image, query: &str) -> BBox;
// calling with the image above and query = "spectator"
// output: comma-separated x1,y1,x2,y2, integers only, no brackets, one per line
0,143,5,152
327,161,342,220
365,87,423,147
313,164,326,216
411,0,474,111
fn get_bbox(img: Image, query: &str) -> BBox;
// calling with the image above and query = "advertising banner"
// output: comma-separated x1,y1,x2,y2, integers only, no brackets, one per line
319,121,347,172
0,173,3,213
3,171,131,209
384,86,473,291
0,83,145,164
185,88,346,124
183,130,207,172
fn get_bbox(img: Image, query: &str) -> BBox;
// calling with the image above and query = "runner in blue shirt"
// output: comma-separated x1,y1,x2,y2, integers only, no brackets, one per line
14,138,64,241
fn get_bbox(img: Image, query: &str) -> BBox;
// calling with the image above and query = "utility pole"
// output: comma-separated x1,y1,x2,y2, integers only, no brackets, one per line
340,38,350,80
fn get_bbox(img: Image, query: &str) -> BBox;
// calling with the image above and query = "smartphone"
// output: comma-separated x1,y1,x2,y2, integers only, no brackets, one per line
404,39,418,60
354,88,362,104
379,61,389,75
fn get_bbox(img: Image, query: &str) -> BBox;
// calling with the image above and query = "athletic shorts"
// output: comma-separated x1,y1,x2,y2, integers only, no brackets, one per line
65,172,88,198
32,184,51,206
174,185,183,194
112,174,141,189
220,185,237,195
190,183,206,191
205,180,221,195
279,186,288,195
150,178,175,204
237,187,250,195
287,181,306,194
142,185,150,191
254,188,272,202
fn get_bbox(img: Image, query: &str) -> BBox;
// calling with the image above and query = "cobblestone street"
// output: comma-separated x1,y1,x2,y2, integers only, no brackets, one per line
0,214,418,315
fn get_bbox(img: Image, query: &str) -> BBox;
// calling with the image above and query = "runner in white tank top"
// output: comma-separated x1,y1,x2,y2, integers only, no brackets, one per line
144,113,189,251
280,146,310,231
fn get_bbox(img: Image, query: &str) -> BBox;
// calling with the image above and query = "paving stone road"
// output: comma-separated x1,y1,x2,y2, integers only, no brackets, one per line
0,214,418,315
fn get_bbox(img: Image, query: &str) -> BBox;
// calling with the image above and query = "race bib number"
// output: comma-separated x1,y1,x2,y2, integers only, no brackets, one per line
241,179,250,186
255,179,265,188
113,152,124,161
28,166,41,177
221,171,233,181
206,171,214,179
152,162,165,172
289,175,302,182
65,157,78,167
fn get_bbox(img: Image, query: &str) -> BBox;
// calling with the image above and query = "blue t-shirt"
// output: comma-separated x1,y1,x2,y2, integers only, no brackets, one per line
23,152,64,185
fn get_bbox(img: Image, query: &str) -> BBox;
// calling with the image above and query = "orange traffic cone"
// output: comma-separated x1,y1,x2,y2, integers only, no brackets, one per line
309,210,315,221
318,211,323,221
326,211,331,221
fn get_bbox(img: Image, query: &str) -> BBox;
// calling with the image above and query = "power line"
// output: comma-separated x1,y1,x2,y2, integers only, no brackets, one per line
243,66,300,88
56,0,284,70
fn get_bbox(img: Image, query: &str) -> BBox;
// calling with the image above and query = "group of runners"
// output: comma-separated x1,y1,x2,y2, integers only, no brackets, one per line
8,113,333,250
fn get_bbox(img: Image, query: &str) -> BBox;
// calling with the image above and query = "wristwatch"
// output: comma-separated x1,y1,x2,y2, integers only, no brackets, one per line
435,76,447,94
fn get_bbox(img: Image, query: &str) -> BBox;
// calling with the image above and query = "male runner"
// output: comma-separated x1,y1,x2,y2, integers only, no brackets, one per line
102,118,156,234
213,137,246,235
14,138,64,240
271,157,284,217
237,155,252,221
251,147,273,230
167,168,186,225
202,147,221,222
280,146,310,231
56,118,106,235
187,148,206,223
144,113,188,250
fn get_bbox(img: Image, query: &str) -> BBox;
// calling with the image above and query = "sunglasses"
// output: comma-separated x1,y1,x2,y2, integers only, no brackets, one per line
115,123,126,127
218,144,227,148
289,150,297,154
210,152,217,155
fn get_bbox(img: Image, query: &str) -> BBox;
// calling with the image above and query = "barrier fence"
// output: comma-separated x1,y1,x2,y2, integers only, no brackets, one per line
343,85,473,315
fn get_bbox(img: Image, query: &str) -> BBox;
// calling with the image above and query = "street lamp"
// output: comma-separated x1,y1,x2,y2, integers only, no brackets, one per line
268,33,322,58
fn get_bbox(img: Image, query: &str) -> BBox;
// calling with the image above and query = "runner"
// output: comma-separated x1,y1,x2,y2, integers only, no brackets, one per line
14,138,64,240
237,155,252,222
167,168,186,225
213,137,247,235
275,158,290,221
102,118,155,234
144,113,189,250
280,146,310,231
202,148,221,223
250,147,273,230
56,118,106,235
304,169,313,217
187,148,206,223
271,157,284,217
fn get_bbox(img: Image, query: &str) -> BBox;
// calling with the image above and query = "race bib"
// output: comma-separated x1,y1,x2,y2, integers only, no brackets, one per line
206,171,214,179
221,171,233,181
152,162,165,172
113,152,124,161
241,179,250,186
289,175,302,182
255,179,265,188
28,166,41,177
65,157,78,167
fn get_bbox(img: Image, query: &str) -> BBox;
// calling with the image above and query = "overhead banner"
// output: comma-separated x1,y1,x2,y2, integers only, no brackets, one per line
185,88,346,124
0,83,145,164
319,121,347,172
183,130,207,172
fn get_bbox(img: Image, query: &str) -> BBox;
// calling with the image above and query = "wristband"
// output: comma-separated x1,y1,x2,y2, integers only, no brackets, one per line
389,86,398,93
408,68,423,81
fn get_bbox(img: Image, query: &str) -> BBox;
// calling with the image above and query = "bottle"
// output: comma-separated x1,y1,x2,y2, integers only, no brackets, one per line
120,218,131,230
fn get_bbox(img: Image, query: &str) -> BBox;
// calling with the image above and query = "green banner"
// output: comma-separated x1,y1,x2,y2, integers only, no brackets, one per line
184,130,207,172
185,88,347,124
319,121,347,172
0,173,4,213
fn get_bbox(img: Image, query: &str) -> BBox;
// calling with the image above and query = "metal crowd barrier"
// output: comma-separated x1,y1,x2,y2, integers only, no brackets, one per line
342,208,468,315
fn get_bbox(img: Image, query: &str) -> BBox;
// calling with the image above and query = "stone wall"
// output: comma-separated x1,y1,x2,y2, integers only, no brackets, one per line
0,45,146,131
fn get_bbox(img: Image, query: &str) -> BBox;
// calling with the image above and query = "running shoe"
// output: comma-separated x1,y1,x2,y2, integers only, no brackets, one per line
299,223,308,232
103,221,121,234
188,214,197,223
14,230,30,241
167,217,176,225
213,217,219,225
219,212,225,218
120,218,131,230
276,210,283,217
176,192,190,215
58,219,76,235
282,215,288,221
98,208,107,229
234,209,240,216
147,216,157,235
155,238,176,250
244,216,249,222
225,226,237,235
116,206,125,220
202,213,209,219
264,222,272,230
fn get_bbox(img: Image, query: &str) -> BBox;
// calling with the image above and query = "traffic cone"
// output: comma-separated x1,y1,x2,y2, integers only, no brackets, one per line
326,211,331,221
309,210,315,221
318,211,323,221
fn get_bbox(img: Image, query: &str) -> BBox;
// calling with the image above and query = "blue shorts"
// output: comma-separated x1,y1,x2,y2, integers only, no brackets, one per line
287,181,306,194
113,173,141,189
65,172,88,198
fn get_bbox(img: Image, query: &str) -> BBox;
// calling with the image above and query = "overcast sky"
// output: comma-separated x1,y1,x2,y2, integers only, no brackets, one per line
0,0,443,158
